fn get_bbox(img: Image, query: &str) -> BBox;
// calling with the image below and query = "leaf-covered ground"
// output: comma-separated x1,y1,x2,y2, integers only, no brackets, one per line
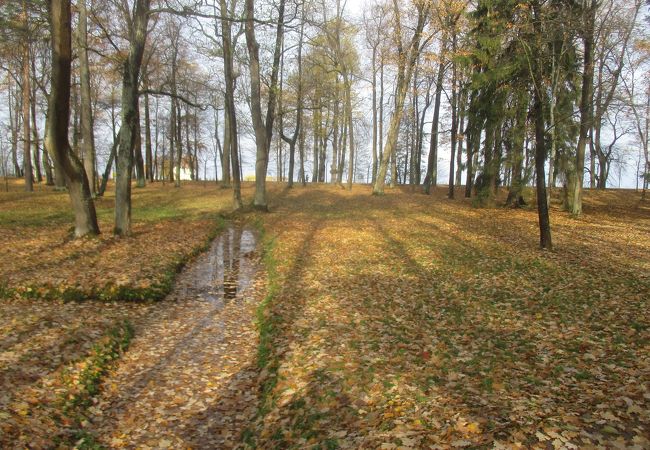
253,185,650,449
0,180,271,447
1,181,649,449
0,180,267,300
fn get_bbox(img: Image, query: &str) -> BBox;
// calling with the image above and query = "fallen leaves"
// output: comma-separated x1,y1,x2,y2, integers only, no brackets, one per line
249,185,650,449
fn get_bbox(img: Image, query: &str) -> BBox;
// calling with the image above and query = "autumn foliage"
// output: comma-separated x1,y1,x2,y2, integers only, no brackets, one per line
1,181,649,448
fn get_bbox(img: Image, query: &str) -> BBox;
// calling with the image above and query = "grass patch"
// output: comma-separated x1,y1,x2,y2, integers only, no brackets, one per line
57,320,134,448
1,216,225,303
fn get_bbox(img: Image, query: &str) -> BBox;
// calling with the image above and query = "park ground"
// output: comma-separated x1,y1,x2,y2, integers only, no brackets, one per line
0,179,649,448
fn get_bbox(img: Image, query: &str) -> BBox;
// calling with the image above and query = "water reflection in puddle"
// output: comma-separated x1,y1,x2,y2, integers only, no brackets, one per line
176,226,259,304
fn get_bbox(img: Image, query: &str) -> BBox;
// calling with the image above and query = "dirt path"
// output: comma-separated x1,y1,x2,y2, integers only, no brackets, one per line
87,225,264,448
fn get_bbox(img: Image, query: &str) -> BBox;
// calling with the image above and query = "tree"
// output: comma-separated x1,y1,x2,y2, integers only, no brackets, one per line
245,0,285,211
46,0,99,237
281,2,306,189
373,0,432,195
114,0,150,236
219,0,242,208
77,0,96,195
530,0,553,249
571,0,597,216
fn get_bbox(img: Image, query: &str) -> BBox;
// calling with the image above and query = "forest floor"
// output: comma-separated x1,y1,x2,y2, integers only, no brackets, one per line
1,180,649,448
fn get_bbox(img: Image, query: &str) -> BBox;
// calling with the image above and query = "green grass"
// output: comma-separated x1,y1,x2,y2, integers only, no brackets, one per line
57,320,134,449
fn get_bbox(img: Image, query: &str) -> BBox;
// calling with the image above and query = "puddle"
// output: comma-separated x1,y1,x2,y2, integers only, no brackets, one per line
173,225,260,304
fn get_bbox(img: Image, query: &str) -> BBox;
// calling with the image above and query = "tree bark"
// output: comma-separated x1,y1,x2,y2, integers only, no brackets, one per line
572,0,596,216
220,0,242,208
47,0,99,237
245,0,285,210
144,77,154,182
30,55,43,184
78,0,96,195
423,39,447,194
134,112,146,187
371,46,378,184
114,0,149,236
282,3,304,189
22,1,33,192
345,72,355,189
373,0,430,194
532,0,552,249
448,34,458,198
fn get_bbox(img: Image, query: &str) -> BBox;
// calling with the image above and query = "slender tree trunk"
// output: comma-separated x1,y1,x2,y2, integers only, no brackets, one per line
547,64,558,203
30,56,43,183
9,81,22,178
284,4,304,189
338,109,347,184
456,95,464,188
221,107,231,187
448,36,458,198
98,130,119,197
134,112,146,187
78,0,96,195
345,72,355,189
423,40,447,194
114,0,149,236
175,99,182,186
534,92,552,249
532,0,552,249
572,0,596,216
299,114,306,185
144,77,153,182
506,91,528,207
21,3,33,192
332,79,340,184
379,56,384,181
373,0,430,194
371,46,378,184
465,120,476,198
312,102,319,183
220,0,242,208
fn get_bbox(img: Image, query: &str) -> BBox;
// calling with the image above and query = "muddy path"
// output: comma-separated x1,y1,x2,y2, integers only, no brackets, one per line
86,225,264,448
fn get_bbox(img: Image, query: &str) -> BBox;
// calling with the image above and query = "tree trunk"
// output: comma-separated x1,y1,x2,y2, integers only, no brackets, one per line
379,56,384,181
423,40,447,194
332,79,340,184
47,0,99,237
245,0,285,210
134,113,146,187
534,86,552,249
144,77,154,182
98,130,119,197
30,56,43,183
448,35,458,199
373,0,430,194
21,3,33,192
312,102,320,183
572,0,596,216
221,107,231,187
175,99,182,186
78,0,96,195
283,4,304,189
220,0,242,208
345,72,355,189
114,0,149,236
532,0,552,249
371,46,378,184
456,95,464,188
506,91,528,207
8,81,21,177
